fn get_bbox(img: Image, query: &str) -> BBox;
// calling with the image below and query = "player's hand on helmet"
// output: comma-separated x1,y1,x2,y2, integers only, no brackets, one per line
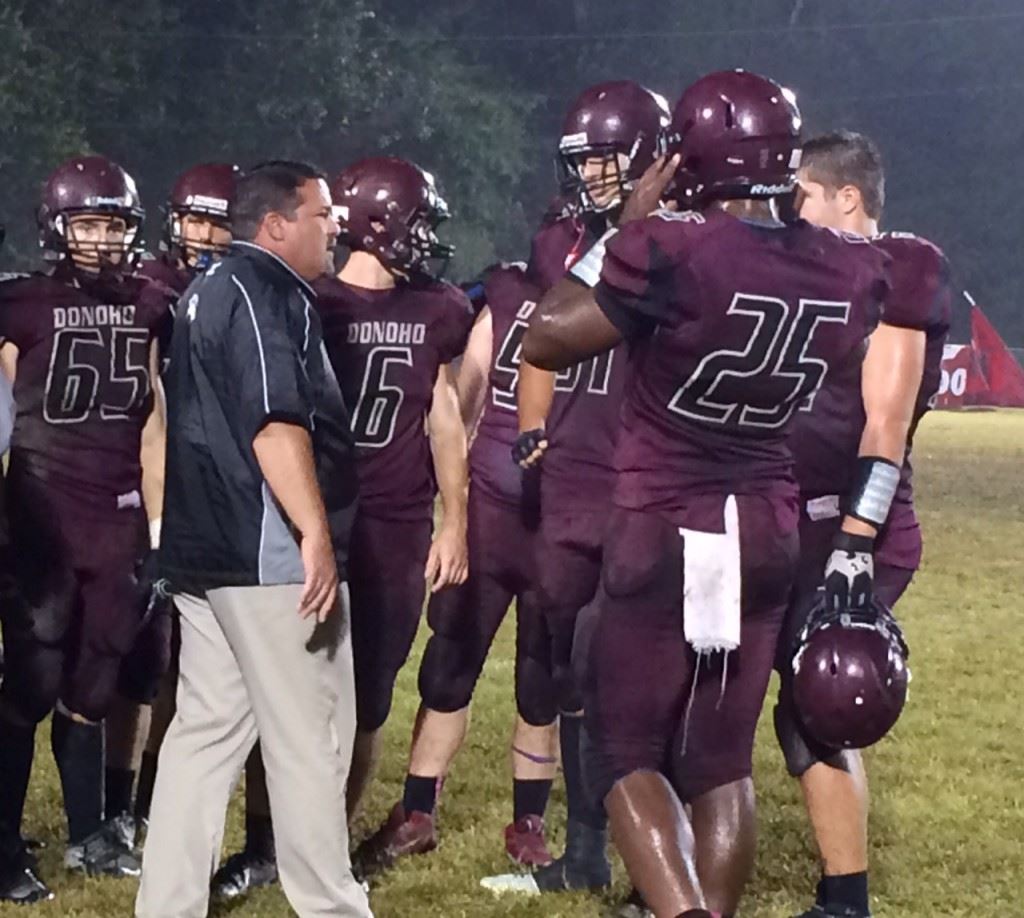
298,527,339,623
512,427,548,469
824,531,875,613
425,519,468,593
621,153,682,224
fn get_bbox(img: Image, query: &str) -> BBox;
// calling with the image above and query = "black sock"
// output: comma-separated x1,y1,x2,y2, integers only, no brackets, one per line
105,766,135,819
245,811,275,860
560,714,607,831
0,719,36,857
134,751,158,822
822,871,869,913
512,778,552,822
51,710,104,844
402,774,438,816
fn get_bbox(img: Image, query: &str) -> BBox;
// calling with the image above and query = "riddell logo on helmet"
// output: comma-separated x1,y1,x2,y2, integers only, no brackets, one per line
186,194,229,214
559,132,589,151
749,182,794,195
87,195,131,207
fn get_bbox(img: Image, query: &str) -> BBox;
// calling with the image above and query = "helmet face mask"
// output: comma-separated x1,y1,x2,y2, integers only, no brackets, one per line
558,145,635,214
170,211,232,271
403,205,454,280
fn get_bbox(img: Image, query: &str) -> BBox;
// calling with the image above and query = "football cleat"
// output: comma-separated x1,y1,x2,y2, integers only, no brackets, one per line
105,812,137,851
504,815,554,867
613,888,654,917
480,872,541,895
0,849,53,905
64,824,141,877
211,849,279,899
352,803,437,877
794,905,872,918
481,851,612,895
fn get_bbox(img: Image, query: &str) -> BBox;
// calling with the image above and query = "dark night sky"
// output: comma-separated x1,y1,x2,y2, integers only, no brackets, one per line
2,0,1021,342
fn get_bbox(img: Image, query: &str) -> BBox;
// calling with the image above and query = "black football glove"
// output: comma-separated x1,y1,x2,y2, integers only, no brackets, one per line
136,550,171,629
824,531,875,613
511,428,548,469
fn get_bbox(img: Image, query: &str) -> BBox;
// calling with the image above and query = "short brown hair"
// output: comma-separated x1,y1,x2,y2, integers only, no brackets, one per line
801,131,885,220
231,160,325,241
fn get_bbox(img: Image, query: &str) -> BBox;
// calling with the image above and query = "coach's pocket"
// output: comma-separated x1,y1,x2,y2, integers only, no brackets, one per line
680,494,741,654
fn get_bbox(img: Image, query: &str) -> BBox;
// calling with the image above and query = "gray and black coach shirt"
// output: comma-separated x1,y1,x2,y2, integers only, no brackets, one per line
160,241,358,594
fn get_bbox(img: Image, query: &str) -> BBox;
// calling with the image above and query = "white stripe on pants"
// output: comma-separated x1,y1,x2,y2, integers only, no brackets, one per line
135,584,371,918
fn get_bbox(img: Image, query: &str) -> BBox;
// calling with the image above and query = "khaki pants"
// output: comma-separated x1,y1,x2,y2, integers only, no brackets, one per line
135,584,371,918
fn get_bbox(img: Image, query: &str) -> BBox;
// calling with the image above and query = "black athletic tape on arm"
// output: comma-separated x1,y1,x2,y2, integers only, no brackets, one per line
848,456,900,528
832,531,876,554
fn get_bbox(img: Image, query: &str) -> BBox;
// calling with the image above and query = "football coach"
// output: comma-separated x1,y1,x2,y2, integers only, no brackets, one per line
136,162,371,918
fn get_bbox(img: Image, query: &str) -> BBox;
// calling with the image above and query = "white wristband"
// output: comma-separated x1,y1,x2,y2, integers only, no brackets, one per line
149,518,162,550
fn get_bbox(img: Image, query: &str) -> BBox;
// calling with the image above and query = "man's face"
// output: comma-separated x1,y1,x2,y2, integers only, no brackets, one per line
66,214,129,272
796,169,845,230
279,178,339,281
578,152,631,210
179,213,232,268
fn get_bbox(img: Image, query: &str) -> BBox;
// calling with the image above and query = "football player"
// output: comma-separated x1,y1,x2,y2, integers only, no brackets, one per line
357,82,670,876
129,162,238,834
209,157,473,898
774,130,951,918
138,162,238,294
0,156,174,903
518,71,900,918
482,81,671,896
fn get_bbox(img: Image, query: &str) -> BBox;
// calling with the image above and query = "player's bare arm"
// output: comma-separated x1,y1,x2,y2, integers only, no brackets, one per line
0,341,18,383
455,306,493,440
825,321,926,612
522,276,622,371
252,422,337,622
512,361,554,468
842,322,926,540
426,362,469,592
140,341,166,545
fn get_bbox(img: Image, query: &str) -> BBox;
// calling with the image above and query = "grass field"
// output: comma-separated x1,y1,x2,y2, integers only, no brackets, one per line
4,409,1022,917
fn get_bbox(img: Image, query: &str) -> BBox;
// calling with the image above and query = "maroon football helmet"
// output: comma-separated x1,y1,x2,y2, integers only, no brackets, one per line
37,155,145,274
558,81,671,214
331,157,454,279
667,69,802,208
791,597,910,750
163,162,239,271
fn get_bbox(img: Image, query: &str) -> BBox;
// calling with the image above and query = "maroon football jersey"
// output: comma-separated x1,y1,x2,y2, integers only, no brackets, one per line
594,210,889,513
527,214,592,290
468,264,541,506
138,253,191,296
0,266,174,511
315,275,473,521
542,340,629,511
470,214,614,509
535,214,630,511
791,231,951,501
